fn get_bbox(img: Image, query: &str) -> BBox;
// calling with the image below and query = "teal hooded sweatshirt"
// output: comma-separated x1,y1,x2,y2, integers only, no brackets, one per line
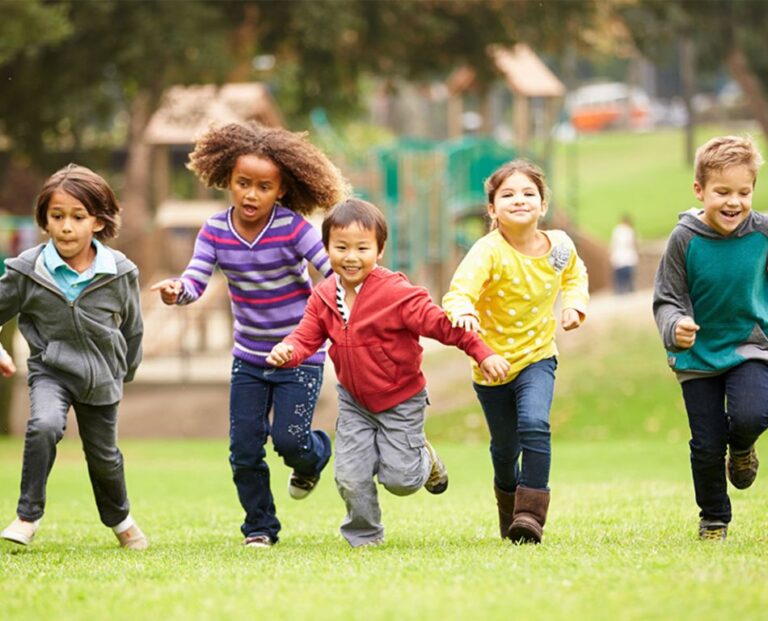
653,209,768,382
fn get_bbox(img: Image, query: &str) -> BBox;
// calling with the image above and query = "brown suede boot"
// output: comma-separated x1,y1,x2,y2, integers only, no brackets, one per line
508,486,550,544
493,484,516,539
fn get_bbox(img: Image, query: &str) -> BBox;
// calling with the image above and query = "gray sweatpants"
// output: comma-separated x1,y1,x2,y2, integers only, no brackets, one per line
16,376,130,527
334,384,431,547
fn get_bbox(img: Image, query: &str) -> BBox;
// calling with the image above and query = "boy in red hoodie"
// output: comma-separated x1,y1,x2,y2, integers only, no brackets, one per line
267,198,509,547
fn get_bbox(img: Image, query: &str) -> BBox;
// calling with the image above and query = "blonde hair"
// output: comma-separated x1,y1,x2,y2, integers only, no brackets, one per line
694,135,764,187
187,122,350,216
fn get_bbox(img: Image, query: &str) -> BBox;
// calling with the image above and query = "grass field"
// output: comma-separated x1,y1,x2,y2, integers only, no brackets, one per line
2,321,767,621
551,125,768,242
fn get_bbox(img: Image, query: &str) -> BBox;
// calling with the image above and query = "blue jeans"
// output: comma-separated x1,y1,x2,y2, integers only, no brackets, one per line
473,357,557,492
681,360,768,523
229,359,331,542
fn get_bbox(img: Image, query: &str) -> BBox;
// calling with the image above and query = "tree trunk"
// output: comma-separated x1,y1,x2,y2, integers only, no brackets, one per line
726,43,768,138
118,90,155,283
679,34,697,166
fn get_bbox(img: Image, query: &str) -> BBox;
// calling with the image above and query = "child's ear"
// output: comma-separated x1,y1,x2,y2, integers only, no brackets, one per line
540,200,548,218
693,181,704,202
93,219,106,233
377,243,386,260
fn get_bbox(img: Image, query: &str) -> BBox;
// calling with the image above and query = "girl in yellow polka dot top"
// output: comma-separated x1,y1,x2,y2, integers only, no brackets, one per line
443,159,589,545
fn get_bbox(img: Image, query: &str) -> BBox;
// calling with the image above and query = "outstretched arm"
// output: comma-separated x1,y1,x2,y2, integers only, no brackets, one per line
150,279,182,305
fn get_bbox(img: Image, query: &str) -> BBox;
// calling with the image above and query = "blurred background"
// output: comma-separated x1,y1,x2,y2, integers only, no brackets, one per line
1,0,766,438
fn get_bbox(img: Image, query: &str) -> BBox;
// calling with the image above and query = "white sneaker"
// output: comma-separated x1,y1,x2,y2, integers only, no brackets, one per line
1,517,40,545
115,524,149,550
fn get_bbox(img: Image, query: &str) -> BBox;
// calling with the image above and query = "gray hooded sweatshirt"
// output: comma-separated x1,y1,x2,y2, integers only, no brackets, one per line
0,244,143,405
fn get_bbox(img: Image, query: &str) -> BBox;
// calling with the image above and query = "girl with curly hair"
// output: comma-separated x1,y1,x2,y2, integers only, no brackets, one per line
152,122,348,548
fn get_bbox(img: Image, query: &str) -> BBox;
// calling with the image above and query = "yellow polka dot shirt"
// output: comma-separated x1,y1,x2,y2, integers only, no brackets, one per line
443,229,589,385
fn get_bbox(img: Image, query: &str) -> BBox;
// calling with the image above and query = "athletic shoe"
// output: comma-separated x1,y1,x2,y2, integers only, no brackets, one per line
1,517,40,546
699,519,728,541
424,441,448,494
288,471,321,499
244,534,273,548
115,524,149,550
727,445,759,489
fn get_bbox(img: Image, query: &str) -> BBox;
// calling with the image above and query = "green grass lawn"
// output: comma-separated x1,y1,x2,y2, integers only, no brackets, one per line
1,319,767,621
551,124,768,241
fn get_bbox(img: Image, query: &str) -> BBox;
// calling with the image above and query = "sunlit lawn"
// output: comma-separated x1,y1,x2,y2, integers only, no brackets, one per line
552,124,768,241
1,322,767,621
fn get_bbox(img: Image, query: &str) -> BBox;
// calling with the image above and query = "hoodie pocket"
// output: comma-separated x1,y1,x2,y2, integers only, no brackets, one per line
42,341,87,378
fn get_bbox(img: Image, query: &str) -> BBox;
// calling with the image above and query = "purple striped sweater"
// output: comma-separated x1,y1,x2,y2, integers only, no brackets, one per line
177,205,331,366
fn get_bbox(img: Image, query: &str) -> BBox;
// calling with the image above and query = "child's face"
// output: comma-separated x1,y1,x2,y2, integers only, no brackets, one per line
694,164,755,236
45,190,104,271
487,171,547,231
327,223,383,292
229,154,284,236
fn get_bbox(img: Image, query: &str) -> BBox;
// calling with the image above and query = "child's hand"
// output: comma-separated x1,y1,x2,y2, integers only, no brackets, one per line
480,354,510,383
150,279,182,305
0,353,16,378
266,343,294,367
452,314,481,333
675,316,699,349
561,308,582,331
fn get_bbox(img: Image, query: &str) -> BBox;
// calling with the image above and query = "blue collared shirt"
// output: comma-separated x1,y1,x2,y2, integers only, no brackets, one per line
43,239,116,301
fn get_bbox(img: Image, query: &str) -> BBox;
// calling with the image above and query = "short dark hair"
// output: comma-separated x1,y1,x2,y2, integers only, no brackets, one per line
35,163,121,240
322,198,388,251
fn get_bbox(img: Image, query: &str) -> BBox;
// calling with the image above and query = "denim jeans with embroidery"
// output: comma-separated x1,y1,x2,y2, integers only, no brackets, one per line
229,358,331,541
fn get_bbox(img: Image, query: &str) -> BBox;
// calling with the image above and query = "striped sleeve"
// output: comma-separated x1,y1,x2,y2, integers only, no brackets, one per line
177,217,221,305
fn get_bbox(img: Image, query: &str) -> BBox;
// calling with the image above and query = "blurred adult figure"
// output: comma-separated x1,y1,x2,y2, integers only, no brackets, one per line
610,214,638,294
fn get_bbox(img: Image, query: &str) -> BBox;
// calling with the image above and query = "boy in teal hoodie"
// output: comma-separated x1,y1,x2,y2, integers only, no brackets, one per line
653,135,766,541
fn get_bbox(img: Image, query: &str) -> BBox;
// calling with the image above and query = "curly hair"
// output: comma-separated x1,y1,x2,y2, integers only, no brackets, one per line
35,163,121,240
187,121,350,216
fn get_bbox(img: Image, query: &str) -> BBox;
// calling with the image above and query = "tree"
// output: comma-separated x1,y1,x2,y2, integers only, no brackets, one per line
0,0,239,272
619,0,768,142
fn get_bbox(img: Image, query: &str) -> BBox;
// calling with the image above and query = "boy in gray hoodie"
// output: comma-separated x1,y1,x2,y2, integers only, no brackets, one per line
653,135,767,541
0,164,146,549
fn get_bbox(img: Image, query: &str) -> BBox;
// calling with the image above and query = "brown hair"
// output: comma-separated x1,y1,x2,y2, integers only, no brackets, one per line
694,135,764,187
484,159,550,204
187,121,350,216
35,163,121,240
322,198,388,251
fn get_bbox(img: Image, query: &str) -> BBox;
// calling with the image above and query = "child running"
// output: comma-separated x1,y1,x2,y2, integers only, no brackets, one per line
266,198,509,547
0,164,146,549
151,122,347,548
653,135,767,541
443,159,589,544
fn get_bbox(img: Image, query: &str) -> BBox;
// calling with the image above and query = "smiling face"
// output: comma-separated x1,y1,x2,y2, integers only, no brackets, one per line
487,171,547,233
45,190,105,272
229,154,284,240
327,222,383,292
694,164,755,236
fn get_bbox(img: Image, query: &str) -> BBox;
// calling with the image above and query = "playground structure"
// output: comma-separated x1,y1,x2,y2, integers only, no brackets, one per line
364,136,519,298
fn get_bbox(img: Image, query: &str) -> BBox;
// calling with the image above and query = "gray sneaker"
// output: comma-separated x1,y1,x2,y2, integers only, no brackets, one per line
727,445,759,489
699,519,728,541
424,441,448,494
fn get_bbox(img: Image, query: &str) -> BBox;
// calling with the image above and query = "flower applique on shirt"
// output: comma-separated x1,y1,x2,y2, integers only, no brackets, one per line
548,244,571,272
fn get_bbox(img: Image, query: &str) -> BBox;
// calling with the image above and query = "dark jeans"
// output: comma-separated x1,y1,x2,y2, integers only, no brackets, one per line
229,358,331,542
473,357,557,492
18,377,129,526
613,266,635,295
681,360,768,523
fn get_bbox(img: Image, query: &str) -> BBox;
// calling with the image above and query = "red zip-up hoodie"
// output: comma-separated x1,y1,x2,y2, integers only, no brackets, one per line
282,267,495,413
